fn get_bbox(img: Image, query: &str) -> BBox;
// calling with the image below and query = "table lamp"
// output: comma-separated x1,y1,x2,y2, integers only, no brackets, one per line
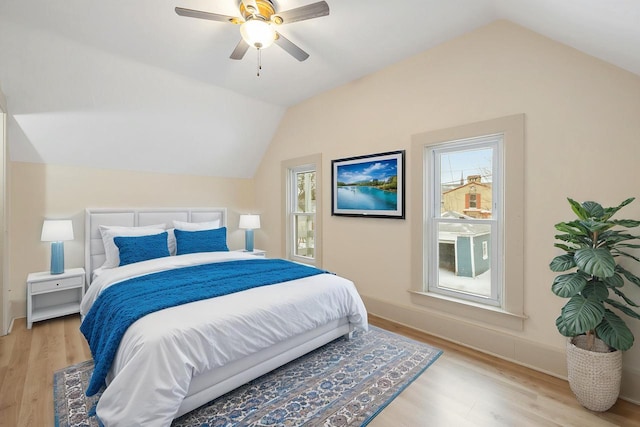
238,214,260,252
41,219,74,274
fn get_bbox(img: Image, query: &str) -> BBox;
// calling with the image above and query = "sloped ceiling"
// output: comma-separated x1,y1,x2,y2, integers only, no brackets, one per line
0,0,638,178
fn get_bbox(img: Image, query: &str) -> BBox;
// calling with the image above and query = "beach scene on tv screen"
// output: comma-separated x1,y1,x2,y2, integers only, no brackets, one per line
336,158,398,210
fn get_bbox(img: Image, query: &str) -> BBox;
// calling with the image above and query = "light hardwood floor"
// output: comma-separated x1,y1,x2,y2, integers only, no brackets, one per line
1,314,639,427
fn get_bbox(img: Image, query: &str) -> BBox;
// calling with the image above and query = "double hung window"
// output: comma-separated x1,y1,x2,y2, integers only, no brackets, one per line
290,165,316,261
426,136,502,306
283,154,322,267
410,115,525,329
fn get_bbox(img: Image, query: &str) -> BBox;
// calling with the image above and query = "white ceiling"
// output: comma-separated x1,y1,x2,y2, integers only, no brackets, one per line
1,0,639,178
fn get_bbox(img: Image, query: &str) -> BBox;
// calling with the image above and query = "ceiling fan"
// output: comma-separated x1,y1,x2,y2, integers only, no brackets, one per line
175,0,330,62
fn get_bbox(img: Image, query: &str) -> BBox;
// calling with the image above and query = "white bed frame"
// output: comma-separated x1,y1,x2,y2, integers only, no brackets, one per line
84,208,352,418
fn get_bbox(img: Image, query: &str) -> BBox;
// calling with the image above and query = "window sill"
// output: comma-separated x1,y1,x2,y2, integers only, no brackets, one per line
408,290,527,331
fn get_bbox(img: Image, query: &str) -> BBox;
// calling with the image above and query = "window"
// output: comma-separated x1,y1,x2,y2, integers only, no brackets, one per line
427,136,502,306
410,115,525,331
292,166,316,259
468,193,476,208
283,154,322,267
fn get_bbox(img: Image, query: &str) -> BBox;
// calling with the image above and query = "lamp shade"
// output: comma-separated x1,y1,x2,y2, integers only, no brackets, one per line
239,214,261,230
240,19,276,49
41,220,74,242
41,220,73,274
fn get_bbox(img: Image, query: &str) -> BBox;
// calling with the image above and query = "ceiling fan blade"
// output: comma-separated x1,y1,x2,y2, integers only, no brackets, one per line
274,32,309,61
274,1,329,24
175,7,239,24
230,39,250,60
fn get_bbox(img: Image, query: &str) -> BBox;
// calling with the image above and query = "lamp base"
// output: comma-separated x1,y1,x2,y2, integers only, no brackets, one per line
50,241,65,275
244,229,254,252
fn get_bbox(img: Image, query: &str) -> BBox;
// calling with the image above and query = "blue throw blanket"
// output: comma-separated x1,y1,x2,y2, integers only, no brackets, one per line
80,259,327,396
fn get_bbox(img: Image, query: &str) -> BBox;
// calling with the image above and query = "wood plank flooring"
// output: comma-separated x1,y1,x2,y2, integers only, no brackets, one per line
0,315,91,427
368,316,640,427
0,314,638,426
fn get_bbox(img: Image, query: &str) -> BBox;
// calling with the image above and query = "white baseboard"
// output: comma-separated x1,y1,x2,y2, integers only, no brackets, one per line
362,295,640,405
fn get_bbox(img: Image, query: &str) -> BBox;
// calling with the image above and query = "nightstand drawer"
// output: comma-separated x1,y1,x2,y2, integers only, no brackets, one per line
31,275,83,294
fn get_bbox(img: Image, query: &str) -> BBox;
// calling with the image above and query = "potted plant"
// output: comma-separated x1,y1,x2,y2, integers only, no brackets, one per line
550,198,640,411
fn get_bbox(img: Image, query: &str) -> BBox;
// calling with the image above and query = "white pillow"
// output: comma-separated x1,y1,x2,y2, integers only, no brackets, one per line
99,224,166,268
172,219,221,231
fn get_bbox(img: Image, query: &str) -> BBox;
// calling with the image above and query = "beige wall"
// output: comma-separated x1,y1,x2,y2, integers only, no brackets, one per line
8,162,255,319
253,20,640,402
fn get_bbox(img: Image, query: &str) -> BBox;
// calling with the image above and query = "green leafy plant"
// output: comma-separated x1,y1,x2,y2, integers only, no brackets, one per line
550,198,640,351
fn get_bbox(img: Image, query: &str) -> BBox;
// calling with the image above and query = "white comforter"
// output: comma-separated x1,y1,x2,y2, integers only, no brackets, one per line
80,252,368,427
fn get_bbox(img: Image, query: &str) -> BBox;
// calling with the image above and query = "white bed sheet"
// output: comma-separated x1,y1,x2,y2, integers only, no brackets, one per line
80,252,368,427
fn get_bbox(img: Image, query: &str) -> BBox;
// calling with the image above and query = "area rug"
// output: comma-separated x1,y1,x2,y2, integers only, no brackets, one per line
54,325,442,427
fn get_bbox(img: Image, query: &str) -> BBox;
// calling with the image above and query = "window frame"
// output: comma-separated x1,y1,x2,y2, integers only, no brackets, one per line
282,154,322,267
410,115,526,331
290,164,316,262
426,135,503,306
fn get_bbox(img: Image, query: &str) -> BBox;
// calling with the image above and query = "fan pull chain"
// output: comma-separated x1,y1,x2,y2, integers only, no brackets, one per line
257,48,262,77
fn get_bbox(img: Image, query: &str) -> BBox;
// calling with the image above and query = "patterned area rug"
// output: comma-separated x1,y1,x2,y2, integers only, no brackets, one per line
54,325,442,427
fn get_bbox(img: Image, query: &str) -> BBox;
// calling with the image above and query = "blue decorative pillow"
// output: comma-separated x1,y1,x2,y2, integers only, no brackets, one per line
114,232,170,266
174,227,229,255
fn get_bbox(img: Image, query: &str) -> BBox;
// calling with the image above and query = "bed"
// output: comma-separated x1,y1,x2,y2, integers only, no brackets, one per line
81,207,368,426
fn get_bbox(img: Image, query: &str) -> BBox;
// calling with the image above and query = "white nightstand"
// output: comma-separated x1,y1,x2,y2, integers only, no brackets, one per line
235,249,266,257
26,267,85,329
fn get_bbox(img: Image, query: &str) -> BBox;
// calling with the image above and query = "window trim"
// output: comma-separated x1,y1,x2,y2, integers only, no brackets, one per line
282,154,322,267
410,115,526,331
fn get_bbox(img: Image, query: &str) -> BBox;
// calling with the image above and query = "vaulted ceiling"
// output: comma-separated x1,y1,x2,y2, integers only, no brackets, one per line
1,0,639,178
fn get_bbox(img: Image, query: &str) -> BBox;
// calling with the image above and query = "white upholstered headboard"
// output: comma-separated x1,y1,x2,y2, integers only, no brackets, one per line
85,207,227,284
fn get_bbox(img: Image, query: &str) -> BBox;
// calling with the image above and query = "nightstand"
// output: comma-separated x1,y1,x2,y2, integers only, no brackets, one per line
235,249,266,257
26,267,85,329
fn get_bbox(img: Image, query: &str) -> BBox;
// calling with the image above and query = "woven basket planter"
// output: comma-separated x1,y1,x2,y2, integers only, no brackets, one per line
566,336,622,412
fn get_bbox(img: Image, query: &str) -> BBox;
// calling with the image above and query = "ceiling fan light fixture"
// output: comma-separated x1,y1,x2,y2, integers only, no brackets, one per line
240,19,276,49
